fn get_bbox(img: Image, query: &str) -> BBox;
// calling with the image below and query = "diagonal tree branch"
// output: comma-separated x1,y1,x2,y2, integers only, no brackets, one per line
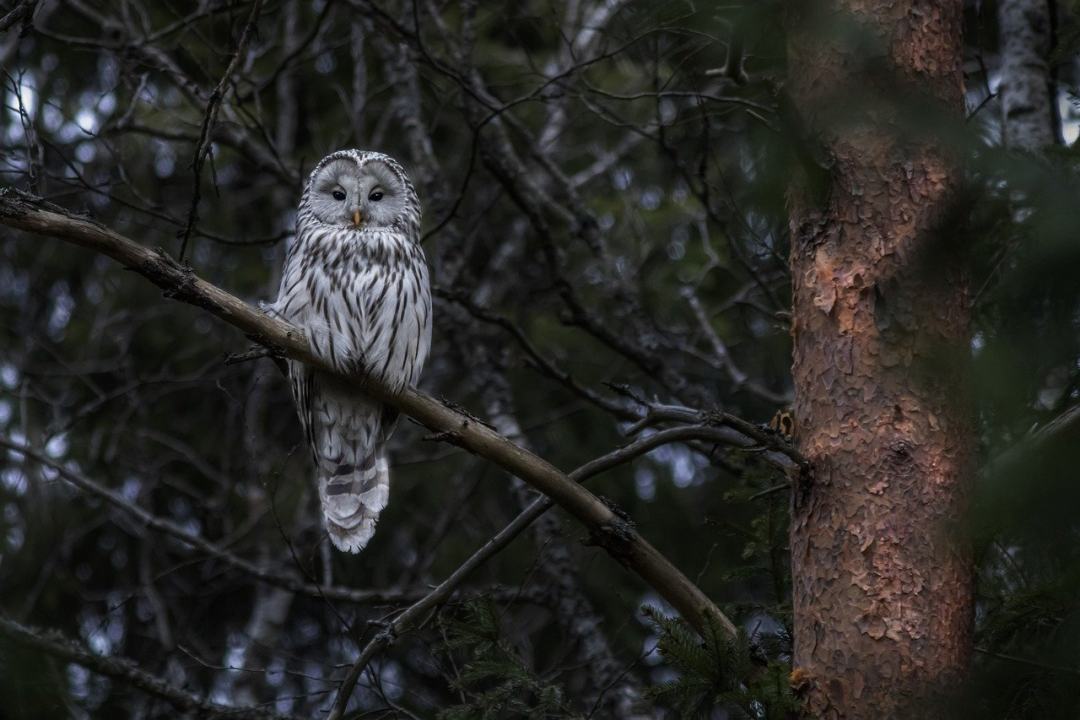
326,424,730,720
0,187,766,641
0,0,36,35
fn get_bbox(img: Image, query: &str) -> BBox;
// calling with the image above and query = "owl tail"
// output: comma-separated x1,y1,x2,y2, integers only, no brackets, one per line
318,452,390,553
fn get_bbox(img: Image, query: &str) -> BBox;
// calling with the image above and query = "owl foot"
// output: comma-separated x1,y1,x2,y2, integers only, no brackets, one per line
258,299,281,318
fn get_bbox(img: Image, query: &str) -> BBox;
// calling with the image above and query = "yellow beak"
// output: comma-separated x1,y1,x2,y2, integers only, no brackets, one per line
352,210,363,227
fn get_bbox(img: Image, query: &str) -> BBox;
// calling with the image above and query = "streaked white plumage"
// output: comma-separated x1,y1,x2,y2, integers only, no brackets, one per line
273,149,431,552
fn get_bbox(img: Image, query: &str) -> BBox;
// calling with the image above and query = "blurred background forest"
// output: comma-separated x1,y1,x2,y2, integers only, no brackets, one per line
1,0,1080,718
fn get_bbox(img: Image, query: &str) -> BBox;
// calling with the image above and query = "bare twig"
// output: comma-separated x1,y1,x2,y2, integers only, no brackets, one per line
0,188,737,640
0,436,419,605
684,288,790,405
0,613,302,720
974,646,1080,676
178,0,265,260
983,402,1080,475
326,424,737,720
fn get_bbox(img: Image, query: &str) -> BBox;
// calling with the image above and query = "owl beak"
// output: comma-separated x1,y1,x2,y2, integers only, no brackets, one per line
352,210,363,227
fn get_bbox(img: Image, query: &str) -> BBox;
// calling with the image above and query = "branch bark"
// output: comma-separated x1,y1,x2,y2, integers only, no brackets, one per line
0,188,738,641
326,424,735,720
482,376,651,718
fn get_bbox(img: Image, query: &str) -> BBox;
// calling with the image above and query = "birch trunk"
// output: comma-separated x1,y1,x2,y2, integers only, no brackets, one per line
998,0,1057,150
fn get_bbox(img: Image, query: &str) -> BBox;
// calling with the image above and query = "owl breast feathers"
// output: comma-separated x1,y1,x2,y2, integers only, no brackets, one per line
273,149,432,553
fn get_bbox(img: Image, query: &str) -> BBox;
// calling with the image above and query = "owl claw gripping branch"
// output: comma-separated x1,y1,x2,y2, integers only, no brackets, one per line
271,149,432,553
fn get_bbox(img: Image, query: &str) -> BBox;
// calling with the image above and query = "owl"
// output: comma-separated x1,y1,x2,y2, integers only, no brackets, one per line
272,149,432,553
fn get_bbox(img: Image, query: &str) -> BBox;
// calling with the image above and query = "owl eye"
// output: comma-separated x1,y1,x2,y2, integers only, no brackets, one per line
369,190,383,202
332,190,346,201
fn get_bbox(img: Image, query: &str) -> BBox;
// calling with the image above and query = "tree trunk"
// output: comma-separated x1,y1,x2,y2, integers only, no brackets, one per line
786,2,973,717
998,0,1058,150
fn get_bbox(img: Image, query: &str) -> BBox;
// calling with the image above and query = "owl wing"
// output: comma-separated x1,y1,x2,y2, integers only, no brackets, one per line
274,250,385,552
275,238,431,553
358,251,432,445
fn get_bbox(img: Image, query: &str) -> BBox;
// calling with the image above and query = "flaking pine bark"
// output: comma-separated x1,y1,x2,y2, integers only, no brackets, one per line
786,2,974,717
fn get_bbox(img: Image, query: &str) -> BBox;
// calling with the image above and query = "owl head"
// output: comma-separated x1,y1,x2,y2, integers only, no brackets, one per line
301,149,420,236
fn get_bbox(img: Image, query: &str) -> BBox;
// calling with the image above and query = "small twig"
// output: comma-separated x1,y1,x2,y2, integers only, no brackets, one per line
0,436,418,606
748,482,792,501
436,286,634,419
623,401,807,475
975,647,1080,676
0,189,734,645
178,0,265,261
0,613,302,720
224,345,279,365
684,287,790,405
325,424,743,718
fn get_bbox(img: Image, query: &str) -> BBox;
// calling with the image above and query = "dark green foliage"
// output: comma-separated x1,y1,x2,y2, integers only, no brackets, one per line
641,606,796,719
2,1,1080,718
436,601,583,720
959,127,1080,718
0,637,71,720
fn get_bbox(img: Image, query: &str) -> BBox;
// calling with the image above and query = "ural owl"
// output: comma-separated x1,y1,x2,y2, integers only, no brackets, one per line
273,149,431,552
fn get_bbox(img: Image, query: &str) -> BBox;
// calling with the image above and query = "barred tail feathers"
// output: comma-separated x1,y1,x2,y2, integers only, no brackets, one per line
319,452,390,553
301,378,391,553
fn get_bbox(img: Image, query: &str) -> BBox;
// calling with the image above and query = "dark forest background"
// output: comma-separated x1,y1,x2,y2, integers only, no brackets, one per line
1,1,1080,718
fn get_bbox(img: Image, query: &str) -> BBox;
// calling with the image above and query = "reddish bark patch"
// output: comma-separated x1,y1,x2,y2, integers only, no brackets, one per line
787,2,972,717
